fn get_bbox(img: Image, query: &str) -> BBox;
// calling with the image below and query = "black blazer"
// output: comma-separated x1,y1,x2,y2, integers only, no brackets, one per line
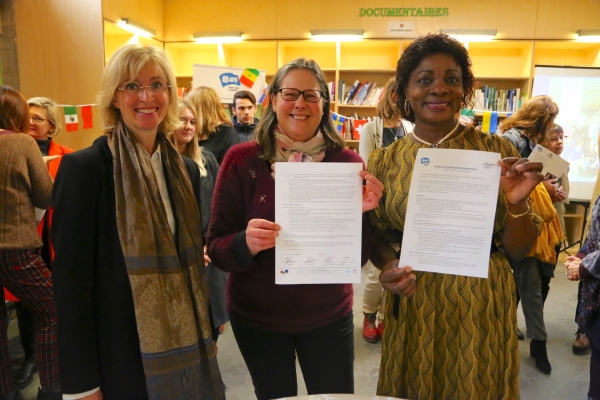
52,135,201,399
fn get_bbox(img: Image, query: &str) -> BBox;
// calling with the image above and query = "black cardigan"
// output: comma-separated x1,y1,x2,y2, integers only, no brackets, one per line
51,135,201,399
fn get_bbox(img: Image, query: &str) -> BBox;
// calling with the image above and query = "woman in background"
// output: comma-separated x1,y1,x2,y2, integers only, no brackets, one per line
52,44,224,399
168,99,228,341
9,97,74,390
186,86,239,164
500,96,563,374
358,77,413,343
0,85,60,400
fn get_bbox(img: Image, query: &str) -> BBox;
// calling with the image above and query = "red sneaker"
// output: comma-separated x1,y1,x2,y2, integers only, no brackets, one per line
363,316,379,343
377,320,385,339
219,324,225,334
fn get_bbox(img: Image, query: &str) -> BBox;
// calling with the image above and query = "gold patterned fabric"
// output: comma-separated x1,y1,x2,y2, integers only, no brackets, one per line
368,126,524,400
108,122,224,399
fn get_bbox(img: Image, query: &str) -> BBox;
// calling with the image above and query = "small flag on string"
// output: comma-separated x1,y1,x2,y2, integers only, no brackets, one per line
459,109,475,125
352,119,369,140
81,105,93,129
64,106,78,132
331,112,346,134
481,111,491,133
258,85,270,107
240,68,260,88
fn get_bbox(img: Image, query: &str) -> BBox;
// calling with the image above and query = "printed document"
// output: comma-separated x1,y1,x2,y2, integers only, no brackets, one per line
399,148,501,278
275,162,363,284
528,144,570,178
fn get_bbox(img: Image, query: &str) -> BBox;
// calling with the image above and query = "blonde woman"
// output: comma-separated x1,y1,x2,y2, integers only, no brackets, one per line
169,100,228,341
186,86,239,164
52,44,224,399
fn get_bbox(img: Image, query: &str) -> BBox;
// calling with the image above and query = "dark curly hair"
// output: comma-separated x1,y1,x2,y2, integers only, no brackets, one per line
395,33,475,122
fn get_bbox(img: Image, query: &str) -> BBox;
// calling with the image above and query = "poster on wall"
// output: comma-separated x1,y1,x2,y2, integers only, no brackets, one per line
192,64,267,104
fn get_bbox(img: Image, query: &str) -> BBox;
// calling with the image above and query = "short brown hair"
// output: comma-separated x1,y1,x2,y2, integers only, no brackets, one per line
0,85,29,133
233,90,256,107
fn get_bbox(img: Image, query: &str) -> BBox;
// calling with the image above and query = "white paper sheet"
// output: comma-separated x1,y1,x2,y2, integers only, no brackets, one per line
275,162,363,284
528,144,570,178
399,148,501,278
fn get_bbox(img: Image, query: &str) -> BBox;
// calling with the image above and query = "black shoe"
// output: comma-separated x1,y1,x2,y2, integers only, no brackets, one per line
14,356,36,389
517,328,524,340
37,384,61,400
0,388,21,400
530,339,552,374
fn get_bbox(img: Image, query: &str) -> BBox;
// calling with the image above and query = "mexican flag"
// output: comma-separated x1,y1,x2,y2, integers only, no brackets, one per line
64,106,78,132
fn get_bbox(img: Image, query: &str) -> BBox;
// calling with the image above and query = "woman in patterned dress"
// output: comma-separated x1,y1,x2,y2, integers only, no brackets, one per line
368,33,544,399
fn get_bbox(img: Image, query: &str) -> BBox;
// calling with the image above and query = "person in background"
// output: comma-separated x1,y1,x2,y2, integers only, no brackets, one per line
186,86,239,164
0,85,61,400
232,90,258,143
566,194,600,400
358,77,413,343
168,99,228,342
8,97,74,391
207,57,383,400
52,44,224,399
368,33,544,398
500,96,564,374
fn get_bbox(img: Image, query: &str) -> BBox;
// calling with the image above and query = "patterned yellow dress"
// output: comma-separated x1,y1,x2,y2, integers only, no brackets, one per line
368,126,525,400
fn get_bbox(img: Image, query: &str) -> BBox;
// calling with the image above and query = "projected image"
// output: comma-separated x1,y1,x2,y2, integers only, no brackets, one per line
533,66,600,200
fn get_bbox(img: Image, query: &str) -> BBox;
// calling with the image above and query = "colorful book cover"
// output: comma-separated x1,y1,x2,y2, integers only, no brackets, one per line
343,80,360,105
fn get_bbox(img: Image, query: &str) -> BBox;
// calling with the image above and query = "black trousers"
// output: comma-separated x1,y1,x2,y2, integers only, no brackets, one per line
230,312,355,400
583,314,600,399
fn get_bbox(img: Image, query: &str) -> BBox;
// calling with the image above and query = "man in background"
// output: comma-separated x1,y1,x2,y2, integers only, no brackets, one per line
232,90,258,143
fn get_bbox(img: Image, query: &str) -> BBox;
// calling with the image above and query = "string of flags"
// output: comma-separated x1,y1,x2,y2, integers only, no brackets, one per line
58,104,96,132
331,111,372,140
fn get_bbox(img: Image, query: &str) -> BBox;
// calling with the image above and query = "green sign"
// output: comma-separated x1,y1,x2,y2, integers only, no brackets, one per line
359,7,449,17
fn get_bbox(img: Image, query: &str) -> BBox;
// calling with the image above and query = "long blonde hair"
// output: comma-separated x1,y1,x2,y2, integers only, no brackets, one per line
168,99,207,177
498,95,559,144
185,86,232,140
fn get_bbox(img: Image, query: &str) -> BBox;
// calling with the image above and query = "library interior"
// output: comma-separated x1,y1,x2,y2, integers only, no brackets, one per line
1,0,600,399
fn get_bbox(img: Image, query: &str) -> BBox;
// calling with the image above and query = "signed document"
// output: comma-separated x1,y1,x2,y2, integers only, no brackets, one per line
275,162,363,284
528,144,570,178
399,148,501,278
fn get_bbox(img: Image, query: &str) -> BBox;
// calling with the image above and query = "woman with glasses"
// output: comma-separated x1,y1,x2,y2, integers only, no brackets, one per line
8,97,73,391
207,58,383,399
186,86,239,165
51,44,224,399
499,95,563,374
0,85,60,400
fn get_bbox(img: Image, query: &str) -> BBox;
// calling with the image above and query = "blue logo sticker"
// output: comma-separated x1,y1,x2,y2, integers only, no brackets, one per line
420,157,430,166
219,73,240,87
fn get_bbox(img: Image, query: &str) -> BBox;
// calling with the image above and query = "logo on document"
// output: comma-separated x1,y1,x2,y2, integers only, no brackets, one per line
420,157,430,166
483,162,495,169
536,145,543,152
280,269,289,274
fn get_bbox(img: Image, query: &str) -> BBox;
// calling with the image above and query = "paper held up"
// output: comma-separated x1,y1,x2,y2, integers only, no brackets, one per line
528,144,570,178
399,148,502,278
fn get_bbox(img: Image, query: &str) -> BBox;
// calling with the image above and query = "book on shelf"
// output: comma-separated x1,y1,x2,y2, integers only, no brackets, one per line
328,81,335,101
352,82,371,105
338,79,345,105
472,86,527,113
343,80,361,105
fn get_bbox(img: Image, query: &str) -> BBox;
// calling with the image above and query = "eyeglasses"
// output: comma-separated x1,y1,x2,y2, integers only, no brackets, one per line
277,88,324,103
549,135,567,143
116,81,171,95
30,116,48,124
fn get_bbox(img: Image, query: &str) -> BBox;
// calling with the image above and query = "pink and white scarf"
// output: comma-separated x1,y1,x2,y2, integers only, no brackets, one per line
272,124,327,162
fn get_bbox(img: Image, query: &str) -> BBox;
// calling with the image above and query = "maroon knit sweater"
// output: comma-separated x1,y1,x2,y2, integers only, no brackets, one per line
207,142,372,333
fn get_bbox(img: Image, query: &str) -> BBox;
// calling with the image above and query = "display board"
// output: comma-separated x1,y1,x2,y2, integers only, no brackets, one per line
192,64,267,104
533,65,600,201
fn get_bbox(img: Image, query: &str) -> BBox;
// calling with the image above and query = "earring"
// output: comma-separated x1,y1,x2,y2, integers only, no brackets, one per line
404,99,411,116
